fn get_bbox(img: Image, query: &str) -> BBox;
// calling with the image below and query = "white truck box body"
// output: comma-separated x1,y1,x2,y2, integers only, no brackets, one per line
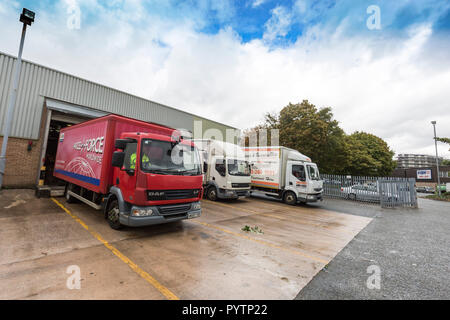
244,146,311,189
244,146,323,203
193,139,251,200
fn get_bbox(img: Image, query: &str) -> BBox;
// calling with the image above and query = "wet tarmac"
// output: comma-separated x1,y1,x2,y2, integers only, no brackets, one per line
0,189,371,299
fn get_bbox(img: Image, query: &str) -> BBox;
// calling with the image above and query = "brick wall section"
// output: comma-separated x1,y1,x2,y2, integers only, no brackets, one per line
0,136,41,187
0,108,47,188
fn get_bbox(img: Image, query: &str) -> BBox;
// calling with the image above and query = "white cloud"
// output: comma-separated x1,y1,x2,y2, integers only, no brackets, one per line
293,0,307,14
0,1,449,159
263,6,292,42
252,0,266,8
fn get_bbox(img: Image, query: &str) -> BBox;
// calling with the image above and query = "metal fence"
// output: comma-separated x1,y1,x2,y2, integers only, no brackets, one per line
321,174,418,208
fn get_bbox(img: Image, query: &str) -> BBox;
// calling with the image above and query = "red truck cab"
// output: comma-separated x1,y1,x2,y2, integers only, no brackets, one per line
54,115,203,229
110,132,203,228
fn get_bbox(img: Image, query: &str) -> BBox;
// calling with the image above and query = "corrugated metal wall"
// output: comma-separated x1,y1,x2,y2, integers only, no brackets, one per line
193,116,240,144
0,52,237,140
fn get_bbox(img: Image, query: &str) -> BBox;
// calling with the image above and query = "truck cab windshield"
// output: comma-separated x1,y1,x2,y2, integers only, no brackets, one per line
140,139,201,175
227,159,250,176
307,164,320,180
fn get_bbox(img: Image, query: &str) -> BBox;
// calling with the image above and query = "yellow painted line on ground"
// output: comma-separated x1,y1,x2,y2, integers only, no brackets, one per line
51,198,179,300
192,220,329,265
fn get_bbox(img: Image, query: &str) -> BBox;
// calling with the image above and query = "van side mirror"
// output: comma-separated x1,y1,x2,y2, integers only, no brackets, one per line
115,139,131,150
112,151,125,167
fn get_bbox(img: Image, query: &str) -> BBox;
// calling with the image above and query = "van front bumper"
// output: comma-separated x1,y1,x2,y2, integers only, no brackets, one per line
217,188,250,199
119,202,201,227
301,193,323,203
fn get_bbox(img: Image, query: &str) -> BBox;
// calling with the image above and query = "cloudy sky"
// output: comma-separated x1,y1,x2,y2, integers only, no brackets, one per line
1,0,449,158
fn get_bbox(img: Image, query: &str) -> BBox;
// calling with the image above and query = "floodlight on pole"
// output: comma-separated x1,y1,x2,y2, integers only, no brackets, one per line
0,8,35,190
431,121,442,197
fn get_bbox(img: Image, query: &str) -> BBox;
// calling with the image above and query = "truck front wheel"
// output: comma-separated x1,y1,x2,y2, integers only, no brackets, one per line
206,186,218,201
107,199,123,230
283,191,297,205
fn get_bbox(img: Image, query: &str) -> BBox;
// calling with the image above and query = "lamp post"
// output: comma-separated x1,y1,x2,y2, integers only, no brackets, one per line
0,8,35,190
431,121,442,197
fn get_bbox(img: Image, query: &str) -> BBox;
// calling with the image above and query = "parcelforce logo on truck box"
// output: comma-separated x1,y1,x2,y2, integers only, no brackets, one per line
55,120,108,188
73,136,105,154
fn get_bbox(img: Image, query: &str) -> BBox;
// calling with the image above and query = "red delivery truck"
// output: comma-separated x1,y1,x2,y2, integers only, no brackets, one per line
54,114,203,229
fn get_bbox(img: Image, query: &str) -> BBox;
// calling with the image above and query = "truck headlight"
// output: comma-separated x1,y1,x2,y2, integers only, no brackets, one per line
192,202,201,210
131,207,153,216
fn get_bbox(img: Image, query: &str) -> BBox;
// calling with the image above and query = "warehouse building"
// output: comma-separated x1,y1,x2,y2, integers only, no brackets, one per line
0,51,239,188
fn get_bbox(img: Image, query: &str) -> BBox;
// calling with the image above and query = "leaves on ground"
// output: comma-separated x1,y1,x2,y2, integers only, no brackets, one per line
242,225,264,234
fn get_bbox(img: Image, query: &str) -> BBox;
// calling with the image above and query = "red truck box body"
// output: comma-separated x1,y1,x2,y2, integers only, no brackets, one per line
54,114,175,194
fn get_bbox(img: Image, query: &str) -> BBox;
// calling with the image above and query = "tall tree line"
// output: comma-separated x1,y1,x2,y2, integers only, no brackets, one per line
245,100,396,176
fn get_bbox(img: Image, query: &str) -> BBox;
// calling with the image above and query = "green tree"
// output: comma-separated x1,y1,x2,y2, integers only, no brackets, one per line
344,132,395,176
436,137,450,165
247,100,348,174
436,137,450,145
245,100,397,176
436,137,450,150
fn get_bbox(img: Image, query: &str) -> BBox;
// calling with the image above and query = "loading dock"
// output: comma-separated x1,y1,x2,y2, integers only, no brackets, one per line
0,51,238,189
0,189,371,299
36,99,108,195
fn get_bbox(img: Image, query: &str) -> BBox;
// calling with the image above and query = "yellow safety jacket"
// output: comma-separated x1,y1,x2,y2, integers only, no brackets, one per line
130,153,150,169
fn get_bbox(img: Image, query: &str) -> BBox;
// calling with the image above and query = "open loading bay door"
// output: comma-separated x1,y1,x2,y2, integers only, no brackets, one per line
37,99,108,196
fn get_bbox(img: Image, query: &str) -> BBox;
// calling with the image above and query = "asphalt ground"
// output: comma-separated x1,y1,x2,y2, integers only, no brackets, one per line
294,197,450,299
2,189,446,300
0,189,370,300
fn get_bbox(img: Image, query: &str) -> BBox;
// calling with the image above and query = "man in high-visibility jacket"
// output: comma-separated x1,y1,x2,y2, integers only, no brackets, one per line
130,151,150,170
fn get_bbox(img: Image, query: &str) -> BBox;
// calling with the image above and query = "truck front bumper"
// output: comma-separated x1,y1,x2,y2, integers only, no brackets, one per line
119,202,201,227
217,188,250,199
301,193,323,203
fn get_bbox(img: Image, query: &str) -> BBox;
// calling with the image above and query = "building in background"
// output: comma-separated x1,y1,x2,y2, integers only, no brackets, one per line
396,154,443,169
392,165,450,187
0,51,239,188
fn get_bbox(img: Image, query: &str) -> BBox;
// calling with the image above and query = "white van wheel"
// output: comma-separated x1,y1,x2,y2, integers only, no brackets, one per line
283,191,297,205
207,187,218,201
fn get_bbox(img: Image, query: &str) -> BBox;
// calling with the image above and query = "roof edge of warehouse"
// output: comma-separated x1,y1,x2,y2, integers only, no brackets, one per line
0,50,239,131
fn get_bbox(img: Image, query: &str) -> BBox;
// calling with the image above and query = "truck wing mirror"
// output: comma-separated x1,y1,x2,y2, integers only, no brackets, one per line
112,151,125,167
115,139,133,150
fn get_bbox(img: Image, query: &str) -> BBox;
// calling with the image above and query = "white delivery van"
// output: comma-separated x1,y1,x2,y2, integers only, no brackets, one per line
193,139,251,201
244,146,323,205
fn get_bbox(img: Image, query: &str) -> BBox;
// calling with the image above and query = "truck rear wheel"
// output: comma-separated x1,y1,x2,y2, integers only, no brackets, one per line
107,199,123,230
283,191,297,205
206,186,218,201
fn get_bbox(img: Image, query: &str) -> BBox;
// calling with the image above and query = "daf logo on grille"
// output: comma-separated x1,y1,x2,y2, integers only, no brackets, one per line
149,191,164,196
